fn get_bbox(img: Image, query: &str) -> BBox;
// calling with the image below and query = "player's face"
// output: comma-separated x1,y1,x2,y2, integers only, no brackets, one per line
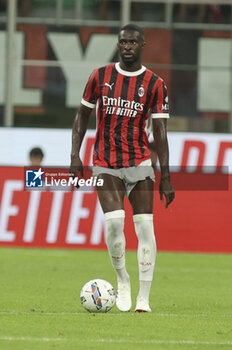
117,30,145,68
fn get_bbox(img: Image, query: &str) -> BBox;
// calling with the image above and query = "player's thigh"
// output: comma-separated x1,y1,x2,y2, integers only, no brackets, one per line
96,174,126,213
128,178,154,214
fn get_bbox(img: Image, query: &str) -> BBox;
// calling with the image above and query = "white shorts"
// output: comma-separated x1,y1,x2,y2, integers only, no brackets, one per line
92,159,155,197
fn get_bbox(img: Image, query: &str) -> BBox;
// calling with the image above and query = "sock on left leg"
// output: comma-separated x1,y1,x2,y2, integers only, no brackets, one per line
137,280,152,301
133,213,157,311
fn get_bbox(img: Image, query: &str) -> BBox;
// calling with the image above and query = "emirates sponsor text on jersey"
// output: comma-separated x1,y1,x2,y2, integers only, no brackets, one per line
102,96,144,117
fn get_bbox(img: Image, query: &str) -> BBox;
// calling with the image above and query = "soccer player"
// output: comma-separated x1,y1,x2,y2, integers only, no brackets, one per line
70,24,175,312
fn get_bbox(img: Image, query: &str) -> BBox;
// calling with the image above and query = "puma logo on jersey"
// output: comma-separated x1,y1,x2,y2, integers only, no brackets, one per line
105,82,114,90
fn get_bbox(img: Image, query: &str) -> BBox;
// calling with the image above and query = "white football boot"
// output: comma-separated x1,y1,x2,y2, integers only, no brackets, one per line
116,280,132,312
135,297,151,312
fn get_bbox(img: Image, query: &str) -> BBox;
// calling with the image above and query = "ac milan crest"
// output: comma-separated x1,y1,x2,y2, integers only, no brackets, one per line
138,85,145,97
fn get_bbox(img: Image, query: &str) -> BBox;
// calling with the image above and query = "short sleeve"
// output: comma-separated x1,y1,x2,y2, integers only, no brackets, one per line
81,69,99,109
150,80,169,119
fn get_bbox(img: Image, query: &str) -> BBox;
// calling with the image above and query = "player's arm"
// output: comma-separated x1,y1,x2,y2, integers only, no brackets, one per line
152,118,175,208
70,104,93,178
70,68,98,179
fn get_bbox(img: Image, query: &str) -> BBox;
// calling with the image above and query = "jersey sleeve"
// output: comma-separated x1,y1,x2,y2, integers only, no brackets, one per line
150,79,170,119
81,69,99,109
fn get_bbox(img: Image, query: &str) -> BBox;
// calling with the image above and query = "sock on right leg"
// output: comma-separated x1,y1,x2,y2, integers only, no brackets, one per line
104,210,131,311
116,267,130,284
104,210,129,283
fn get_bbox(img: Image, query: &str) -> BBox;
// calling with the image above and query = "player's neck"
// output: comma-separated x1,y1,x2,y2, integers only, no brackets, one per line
119,60,142,72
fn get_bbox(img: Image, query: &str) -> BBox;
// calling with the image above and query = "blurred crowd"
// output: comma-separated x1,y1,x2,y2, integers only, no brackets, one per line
0,0,229,24
0,0,32,16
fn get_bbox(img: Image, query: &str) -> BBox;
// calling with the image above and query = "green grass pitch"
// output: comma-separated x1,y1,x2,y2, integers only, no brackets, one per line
0,247,232,350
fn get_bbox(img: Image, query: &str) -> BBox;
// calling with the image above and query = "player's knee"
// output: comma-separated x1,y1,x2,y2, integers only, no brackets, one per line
104,210,125,240
133,214,154,239
105,217,124,239
140,220,152,236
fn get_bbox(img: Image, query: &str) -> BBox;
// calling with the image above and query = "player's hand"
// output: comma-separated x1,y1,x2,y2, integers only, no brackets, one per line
159,178,175,208
70,156,83,188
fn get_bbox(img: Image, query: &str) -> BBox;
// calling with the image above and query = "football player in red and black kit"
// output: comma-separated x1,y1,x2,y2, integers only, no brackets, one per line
71,24,175,312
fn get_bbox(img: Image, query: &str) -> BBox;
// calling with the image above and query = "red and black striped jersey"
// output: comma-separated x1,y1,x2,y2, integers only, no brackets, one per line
82,62,169,168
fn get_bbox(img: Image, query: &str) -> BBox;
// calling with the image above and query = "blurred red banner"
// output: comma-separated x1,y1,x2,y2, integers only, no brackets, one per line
0,166,231,253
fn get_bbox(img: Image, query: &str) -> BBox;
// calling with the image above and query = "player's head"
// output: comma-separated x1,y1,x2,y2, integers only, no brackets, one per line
117,24,145,67
29,147,44,166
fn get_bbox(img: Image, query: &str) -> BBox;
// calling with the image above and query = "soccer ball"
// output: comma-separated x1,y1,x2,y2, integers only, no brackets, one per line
80,279,115,313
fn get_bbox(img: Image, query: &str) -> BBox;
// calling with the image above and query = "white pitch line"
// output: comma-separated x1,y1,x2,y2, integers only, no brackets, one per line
0,311,232,318
0,337,232,346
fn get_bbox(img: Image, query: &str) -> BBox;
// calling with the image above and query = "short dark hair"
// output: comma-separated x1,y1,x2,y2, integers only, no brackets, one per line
119,24,144,39
29,147,44,158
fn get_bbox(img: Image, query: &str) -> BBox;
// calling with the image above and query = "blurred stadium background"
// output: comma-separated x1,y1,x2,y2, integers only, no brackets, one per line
0,0,231,252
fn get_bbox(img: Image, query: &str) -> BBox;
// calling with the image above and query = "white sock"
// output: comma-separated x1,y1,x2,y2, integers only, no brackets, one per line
137,281,152,302
133,213,157,301
104,210,129,284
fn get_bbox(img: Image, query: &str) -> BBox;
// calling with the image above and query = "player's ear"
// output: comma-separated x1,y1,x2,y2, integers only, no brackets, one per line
117,34,121,49
142,40,146,49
